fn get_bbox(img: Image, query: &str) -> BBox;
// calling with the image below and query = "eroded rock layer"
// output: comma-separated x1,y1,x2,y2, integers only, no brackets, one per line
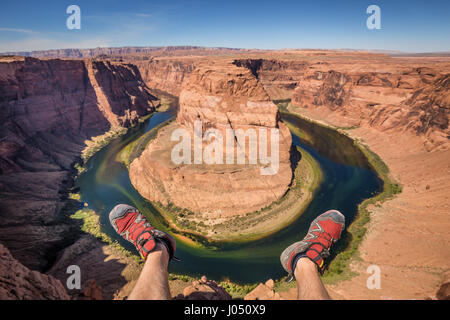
130,60,293,216
287,61,449,151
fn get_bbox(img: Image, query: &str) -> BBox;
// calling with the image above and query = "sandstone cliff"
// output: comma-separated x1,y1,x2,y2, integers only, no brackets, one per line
233,58,308,100
9,48,449,150
0,56,157,273
128,53,449,151
135,58,196,96
290,65,449,150
370,73,450,150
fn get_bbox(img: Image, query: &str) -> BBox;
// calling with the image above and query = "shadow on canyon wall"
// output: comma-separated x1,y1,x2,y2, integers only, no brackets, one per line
0,56,157,298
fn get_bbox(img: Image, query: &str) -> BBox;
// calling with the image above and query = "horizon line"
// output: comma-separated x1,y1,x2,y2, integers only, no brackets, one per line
2,45,450,56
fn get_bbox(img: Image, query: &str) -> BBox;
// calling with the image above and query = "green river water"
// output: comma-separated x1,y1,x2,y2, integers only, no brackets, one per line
75,108,382,284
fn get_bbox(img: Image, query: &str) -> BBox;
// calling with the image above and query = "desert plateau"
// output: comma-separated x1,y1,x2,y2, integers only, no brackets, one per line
0,47,448,300
0,0,449,303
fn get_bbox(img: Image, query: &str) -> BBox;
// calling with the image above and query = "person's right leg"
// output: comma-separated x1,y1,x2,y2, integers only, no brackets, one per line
294,257,330,300
280,210,345,300
128,242,171,300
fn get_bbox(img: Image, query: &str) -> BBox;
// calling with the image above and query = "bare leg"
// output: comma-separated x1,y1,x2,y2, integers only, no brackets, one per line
294,257,331,300
128,243,171,300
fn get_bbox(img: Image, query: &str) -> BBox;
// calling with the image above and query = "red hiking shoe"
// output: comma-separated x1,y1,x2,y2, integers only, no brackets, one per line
280,210,345,280
109,204,178,261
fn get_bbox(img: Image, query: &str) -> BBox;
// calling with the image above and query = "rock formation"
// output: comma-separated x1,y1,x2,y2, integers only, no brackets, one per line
135,58,197,96
0,244,69,300
436,271,450,300
79,279,103,300
233,58,308,100
244,279,282,300
174,276,232,300
129,60,293,216
122,52,450,150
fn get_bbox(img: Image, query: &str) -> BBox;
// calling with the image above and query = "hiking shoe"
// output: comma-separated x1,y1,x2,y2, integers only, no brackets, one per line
109,204,178,261
280,209,345,280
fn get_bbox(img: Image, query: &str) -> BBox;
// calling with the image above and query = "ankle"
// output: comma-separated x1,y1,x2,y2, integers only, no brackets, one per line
294,257,317,278
146,242,169,263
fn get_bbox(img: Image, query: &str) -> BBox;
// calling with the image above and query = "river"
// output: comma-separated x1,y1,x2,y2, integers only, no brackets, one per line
75,108,382,284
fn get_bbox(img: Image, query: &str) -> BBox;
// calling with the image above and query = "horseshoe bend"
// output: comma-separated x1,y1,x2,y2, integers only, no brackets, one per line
0,47,449,300
127,60,312,239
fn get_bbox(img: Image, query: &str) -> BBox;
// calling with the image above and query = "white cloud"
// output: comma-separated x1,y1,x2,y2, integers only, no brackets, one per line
0,37,111,53
0,11,160,52
0,28,39,34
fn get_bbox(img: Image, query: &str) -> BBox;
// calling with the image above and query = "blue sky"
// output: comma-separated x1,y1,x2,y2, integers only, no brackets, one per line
0,0,449,53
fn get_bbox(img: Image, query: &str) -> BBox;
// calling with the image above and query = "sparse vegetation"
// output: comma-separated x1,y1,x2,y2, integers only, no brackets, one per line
218,282,258,298
117,118,173,168
82,126,128,162
68,192,81,201
158,96,173,112
70,206,142,263
69,200,253,298
321,142,402,283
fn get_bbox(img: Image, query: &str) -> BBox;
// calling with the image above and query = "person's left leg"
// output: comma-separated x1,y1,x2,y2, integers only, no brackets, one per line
109,204,177,300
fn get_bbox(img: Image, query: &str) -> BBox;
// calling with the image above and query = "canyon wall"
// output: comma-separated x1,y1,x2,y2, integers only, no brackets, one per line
135,58,197,96
8,48,448,150
130,54,449,150
0,56,158,272
233,58,308,100
134,57,308,99
290,64,449,150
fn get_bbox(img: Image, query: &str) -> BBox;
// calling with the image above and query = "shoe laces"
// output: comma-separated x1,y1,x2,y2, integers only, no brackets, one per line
314,229,334,248
307,230,334,258
126,214,152,245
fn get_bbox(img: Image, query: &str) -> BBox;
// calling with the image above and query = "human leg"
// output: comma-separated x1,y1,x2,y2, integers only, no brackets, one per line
128,242,171,300
109,204,177,300
280,210,345,300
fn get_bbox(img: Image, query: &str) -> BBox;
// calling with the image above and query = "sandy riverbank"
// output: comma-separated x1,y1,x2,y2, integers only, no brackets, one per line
118,119,322,243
